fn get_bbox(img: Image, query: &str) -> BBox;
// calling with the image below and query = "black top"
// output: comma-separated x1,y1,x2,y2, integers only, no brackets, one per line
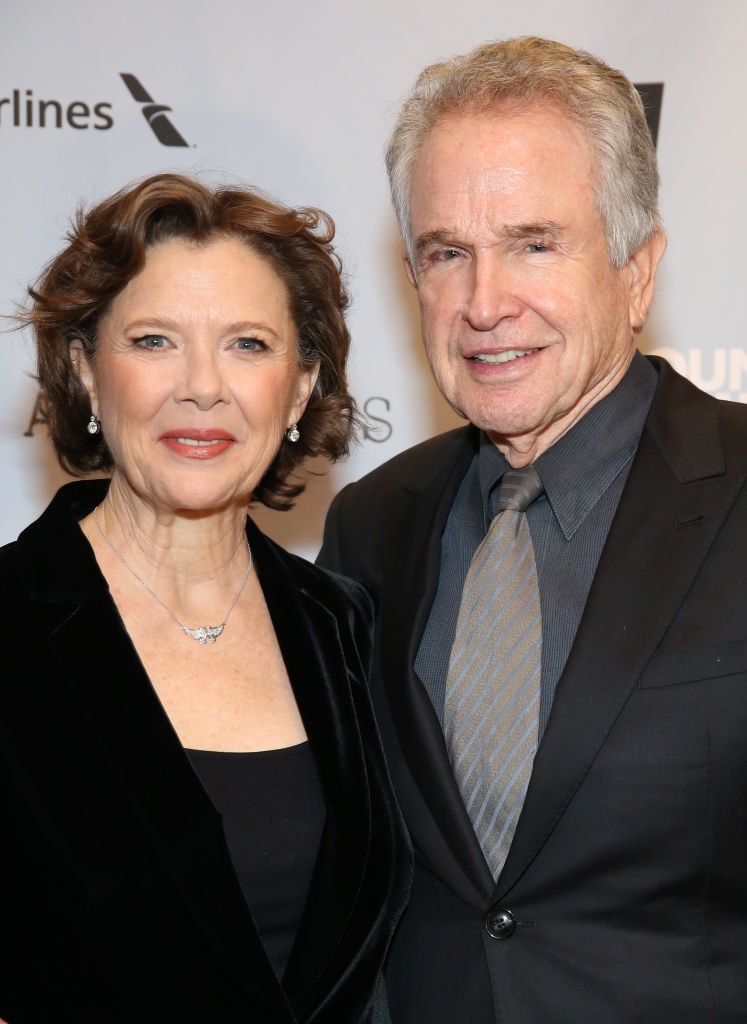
188,742,326,980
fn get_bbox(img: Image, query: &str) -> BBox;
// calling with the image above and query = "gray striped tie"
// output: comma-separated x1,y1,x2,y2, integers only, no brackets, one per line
444,465,544,880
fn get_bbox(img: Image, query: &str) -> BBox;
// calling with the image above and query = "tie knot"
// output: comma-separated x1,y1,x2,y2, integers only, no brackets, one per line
494,465,544,513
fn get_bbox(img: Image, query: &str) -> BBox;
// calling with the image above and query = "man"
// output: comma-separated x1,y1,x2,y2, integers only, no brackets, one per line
319,37,747,1023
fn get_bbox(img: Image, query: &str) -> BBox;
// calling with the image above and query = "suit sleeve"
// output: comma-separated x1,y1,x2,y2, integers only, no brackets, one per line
317,482,356,576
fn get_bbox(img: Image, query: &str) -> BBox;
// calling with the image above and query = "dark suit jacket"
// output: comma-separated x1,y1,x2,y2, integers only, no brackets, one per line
319,358,747,1023
0,480,412,1024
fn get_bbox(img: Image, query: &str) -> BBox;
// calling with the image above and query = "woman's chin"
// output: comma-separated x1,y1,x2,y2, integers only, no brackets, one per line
113,477,252,519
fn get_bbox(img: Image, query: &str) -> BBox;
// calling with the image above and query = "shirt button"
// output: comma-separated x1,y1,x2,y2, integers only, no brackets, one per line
484,907,516,939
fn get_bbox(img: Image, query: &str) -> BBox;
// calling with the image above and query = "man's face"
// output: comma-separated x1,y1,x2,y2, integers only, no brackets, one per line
406,106,664,464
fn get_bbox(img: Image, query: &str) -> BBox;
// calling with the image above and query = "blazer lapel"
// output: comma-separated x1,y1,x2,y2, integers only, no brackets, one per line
378,427,495,904
23,483,293,1020
250,529,373,1016
496,360,747,899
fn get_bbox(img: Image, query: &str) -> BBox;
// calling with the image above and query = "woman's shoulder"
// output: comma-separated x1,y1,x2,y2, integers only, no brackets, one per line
0,536,22,590
247,518,374,631
308,559,374,617
0,481,108,598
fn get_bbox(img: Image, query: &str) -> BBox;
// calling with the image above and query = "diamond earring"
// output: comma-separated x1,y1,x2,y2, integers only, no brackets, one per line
87,414,101,435
286,423,300,443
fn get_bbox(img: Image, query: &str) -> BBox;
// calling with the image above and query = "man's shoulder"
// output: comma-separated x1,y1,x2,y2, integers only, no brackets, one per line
318,425,476,579
649,355,747,416
647,356,747,466
339,425,475,503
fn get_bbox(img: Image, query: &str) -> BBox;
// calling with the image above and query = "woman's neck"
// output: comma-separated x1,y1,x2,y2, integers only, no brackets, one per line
80,474,253,605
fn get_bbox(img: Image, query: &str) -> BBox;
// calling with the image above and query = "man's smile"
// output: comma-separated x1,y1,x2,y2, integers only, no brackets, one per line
470,348,540,364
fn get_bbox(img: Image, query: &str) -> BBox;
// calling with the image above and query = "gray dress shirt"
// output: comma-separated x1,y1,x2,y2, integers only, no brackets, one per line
415,352,657,739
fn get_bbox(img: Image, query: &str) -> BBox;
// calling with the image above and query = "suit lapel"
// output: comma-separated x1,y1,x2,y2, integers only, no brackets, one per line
496,360,747,898
378,428,495,904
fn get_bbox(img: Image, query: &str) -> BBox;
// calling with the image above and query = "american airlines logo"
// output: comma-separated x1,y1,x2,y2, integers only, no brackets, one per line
120,74,189,147
0,74,190,146
0,89,113,130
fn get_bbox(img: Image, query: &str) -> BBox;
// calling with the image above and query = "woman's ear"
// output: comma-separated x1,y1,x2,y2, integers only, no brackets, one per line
69,338,97,412
291,361,321,426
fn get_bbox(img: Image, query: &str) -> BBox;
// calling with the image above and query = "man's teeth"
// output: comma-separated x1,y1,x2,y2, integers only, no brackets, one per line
472,349,538,364
175,437,223,446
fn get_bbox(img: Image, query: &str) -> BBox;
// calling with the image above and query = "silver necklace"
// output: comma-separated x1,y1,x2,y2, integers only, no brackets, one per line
92,505,253,645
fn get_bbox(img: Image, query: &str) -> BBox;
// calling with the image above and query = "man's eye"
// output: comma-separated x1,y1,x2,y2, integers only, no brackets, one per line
526,242,549,254
235,337,266,351
430,248,463,263
134,334,167,350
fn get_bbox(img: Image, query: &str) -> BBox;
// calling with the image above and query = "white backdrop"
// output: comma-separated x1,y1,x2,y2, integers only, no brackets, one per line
2,0,746,558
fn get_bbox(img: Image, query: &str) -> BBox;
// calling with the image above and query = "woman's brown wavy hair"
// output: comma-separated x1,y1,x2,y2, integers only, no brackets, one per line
24,172,357,510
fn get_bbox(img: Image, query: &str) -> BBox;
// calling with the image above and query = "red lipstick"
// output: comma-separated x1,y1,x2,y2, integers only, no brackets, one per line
159,429,235,460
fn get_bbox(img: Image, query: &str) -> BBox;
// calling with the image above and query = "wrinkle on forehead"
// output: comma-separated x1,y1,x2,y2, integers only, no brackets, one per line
414,108,594,193
430,166,530,197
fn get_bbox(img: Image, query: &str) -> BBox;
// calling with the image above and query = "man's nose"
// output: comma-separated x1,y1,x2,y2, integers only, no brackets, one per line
464,256,523,331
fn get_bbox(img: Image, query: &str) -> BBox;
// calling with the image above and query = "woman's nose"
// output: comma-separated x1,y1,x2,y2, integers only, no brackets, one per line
175,347,229,409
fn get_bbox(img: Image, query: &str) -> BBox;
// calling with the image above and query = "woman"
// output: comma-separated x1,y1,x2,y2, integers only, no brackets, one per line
0,173,411,1024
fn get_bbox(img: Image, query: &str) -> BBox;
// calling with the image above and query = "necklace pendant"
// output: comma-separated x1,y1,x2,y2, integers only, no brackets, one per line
183,624,225,645
91,506,252,647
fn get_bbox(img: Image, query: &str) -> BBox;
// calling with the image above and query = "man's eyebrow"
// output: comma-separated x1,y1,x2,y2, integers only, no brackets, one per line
502,220,563,239
413,230,455,256
413,221,565,256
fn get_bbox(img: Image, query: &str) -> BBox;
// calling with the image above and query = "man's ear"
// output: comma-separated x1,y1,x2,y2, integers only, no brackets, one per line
404,253,417,288
627,228,667,333
69,339,97,411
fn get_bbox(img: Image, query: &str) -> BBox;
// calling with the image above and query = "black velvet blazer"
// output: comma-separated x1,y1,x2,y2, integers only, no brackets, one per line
0,480,411,1024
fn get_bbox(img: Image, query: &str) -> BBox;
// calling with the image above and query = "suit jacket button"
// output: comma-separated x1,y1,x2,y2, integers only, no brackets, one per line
484,908,516,939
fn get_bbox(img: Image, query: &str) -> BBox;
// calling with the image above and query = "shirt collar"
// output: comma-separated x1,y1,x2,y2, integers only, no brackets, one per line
478,352,658,540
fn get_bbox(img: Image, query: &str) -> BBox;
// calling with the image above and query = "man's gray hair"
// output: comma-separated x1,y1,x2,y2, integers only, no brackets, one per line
386,36,661,268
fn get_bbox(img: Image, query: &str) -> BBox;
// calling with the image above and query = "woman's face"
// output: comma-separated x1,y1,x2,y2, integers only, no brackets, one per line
74,236,318,514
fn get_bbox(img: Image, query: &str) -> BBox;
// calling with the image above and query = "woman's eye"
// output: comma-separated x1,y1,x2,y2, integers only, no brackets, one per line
235,337,266,351
134,334,167,350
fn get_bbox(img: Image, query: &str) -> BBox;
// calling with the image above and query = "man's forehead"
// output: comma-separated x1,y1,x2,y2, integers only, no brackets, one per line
409,106,595,213
419,103,591,159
